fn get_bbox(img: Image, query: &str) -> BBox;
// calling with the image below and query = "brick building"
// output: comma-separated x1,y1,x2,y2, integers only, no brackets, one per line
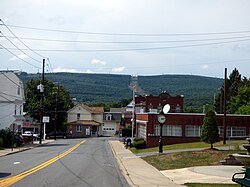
135,92,184,113
136,113,250,148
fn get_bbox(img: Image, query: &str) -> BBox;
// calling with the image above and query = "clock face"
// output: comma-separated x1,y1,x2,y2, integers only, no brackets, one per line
157,114,166,123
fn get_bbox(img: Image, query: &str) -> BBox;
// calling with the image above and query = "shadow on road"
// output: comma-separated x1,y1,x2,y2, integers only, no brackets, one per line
40,144,69,147
0,173,11,178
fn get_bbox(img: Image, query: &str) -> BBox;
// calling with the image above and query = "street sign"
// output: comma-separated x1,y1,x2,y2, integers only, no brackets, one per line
42,116,50,123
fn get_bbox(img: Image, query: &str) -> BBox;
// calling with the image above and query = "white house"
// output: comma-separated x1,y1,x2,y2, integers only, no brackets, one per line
0,71,25,131
103,112,122,136
67,104,104,137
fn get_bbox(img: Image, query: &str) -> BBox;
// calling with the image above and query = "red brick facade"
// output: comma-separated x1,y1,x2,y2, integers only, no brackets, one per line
136,113,250,148
135,93,184,113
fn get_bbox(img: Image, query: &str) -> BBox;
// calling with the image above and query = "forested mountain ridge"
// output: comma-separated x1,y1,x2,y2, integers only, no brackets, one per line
138,75,223,111
19,72,223,112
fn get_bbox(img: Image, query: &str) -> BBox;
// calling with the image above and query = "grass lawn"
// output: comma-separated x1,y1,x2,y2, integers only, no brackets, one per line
130,140,246,154
185,183,240,187
142,149,242,170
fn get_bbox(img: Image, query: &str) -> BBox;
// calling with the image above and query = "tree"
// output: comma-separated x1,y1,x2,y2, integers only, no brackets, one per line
214,68,242,114
201,110,220,149
24,78,74,132
230,85,250,115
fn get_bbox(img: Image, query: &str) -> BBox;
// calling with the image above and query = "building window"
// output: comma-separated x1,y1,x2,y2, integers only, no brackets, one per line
106,114,112,121
77,113,80,120
175,104,181,113
185,125,201,137
154,125,182,137
219,126,246,138
76,125,82,132
166,125,182,136
17,85,21,95
138,124,146,139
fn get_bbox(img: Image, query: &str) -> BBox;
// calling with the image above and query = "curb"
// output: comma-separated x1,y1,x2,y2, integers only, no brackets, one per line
0,140,54,157
109,141,139,187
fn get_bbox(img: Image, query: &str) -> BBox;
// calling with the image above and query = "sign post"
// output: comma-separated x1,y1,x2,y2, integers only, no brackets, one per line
42,116,50,140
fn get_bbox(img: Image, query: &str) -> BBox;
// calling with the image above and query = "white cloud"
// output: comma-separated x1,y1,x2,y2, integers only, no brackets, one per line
91,59,107,66
9,53,28,61
53,67,79,73
202,65,208,69
86,69,94,73
112,66,125,72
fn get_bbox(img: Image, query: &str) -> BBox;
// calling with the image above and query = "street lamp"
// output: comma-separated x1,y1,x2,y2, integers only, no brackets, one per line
157,104,170,153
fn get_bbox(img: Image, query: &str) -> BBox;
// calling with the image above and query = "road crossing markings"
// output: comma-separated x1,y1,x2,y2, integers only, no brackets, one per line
0,140,86,187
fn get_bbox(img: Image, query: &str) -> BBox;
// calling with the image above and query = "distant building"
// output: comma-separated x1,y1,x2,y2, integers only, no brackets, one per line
123,92,184,135
0,71,25,131
103,112,121,136
22,113,40,134
67,104,104,137
135,92,184,113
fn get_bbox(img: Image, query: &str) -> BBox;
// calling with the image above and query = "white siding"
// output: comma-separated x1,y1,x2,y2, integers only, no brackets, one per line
0,72,25,130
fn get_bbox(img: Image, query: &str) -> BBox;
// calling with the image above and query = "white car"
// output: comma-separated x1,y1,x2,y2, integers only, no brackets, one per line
22,131,39,139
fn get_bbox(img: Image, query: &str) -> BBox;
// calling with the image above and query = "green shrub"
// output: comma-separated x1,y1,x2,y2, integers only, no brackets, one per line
0,129,13,148
133,140,146,149
0,137,3,147
134,138,144,142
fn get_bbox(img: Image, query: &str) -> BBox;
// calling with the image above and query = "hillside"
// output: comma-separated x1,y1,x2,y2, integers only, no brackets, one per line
138,75,223,111
19,72,132,103
19,72,223,111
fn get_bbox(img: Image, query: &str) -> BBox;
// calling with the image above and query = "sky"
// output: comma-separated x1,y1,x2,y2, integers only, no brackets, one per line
0,0,250,78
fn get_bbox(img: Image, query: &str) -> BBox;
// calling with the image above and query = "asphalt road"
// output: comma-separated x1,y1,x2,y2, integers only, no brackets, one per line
0,137,129,187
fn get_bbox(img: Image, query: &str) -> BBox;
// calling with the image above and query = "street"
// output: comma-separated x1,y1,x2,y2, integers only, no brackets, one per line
0,138,129,187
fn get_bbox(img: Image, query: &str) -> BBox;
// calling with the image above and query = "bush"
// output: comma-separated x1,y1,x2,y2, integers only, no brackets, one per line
0,137,3,148
0,129,13,148
133,139,146,149
134,138,144,142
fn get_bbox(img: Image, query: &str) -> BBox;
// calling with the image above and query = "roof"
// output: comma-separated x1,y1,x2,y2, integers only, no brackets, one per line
68,120,102,126
103,112,122,121
89,106,104,113
68,104,104,114
110,107,126,113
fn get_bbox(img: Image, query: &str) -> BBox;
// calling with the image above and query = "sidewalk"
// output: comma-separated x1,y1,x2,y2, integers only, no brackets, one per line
109,140,243,186
161,165,243,185
0,139,54,157
109,140,183,187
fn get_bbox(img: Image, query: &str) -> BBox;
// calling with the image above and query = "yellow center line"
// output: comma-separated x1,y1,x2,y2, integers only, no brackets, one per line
0,140,86,187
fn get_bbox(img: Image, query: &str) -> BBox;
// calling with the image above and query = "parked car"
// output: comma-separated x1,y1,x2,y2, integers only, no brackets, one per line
46,132,71,139
22,131,40,140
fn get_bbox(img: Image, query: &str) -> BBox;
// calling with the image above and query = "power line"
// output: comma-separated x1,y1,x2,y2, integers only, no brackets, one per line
49,58,250,71
0,43,41,69
0,112,14,119
0,103,12,107
2,38,250,52
2,35,250,44
0,72,21,87
0,31,41,64
0,91,22,99
0,94,15,103
2,23,250,36
0,20,47,59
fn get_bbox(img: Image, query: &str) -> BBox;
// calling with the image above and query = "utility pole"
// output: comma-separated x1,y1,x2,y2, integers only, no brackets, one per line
54,83,59,140
223,68,227,145
131,90,134,139
39,59,45,144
